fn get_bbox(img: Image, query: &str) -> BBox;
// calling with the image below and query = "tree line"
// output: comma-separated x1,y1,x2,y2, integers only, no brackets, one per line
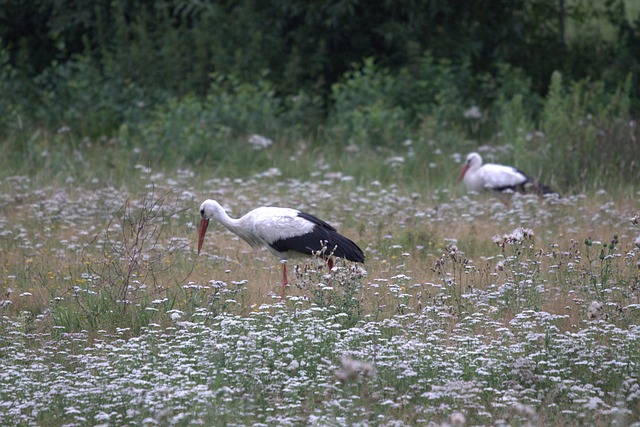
2,0,638,105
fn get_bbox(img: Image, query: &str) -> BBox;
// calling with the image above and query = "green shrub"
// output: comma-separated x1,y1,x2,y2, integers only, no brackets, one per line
136,95,232,165
35,57,149,137
133,73,322,167
206,73,285,137
0,43,25,138
406,55,474,128
135,75,273,165
488,63,541,163
540,71,637,189
326,58,411,147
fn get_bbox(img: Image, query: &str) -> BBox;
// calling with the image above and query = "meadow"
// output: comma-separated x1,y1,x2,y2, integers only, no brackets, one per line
1,1,639,423
1,144,639,425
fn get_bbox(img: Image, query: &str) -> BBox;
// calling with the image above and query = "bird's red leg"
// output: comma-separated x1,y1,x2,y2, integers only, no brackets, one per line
327,258,334,271
280,260,288,301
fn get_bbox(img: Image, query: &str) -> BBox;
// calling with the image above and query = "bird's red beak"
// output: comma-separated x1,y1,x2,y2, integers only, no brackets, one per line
458,164,470,182
197,218,209,255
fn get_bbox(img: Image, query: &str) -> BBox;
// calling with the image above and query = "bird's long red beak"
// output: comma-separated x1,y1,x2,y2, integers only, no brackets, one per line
197,218,209,255
458,164,470,182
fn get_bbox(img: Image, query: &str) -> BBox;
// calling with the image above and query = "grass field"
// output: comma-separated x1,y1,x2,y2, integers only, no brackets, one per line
1,155,639,426
0,0,638,423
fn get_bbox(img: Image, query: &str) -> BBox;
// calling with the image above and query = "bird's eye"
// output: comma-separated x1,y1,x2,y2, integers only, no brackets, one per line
200,208,205,217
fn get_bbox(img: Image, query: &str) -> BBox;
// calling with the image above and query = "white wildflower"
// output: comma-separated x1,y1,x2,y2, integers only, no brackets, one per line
57,125,71,134
463,105,482,119
384,156,405,168
254,167,282,178
287,359,299,371
169,310,184,321
446,244,458,256
335,356,376,383
248,134,273,150
588,301,603,320
450,412,466,427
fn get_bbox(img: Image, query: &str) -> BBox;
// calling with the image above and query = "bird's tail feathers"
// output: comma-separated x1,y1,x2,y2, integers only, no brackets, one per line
530,180,558,197
522,175,558,197
317,231,365,264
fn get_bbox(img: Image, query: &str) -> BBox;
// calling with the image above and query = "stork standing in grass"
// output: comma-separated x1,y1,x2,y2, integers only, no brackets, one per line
197,199,365,299
458,152,557,196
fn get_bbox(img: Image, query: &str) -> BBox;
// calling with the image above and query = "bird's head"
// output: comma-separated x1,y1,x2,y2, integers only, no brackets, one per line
458,152,482,181
198,199,223,255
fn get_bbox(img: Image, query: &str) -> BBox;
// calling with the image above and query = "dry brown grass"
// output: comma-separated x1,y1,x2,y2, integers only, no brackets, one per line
1,171,639,425
1,171,638,337
189,191,639,331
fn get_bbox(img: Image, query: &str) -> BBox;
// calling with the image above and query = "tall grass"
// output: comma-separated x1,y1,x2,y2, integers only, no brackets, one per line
1,166,639,425
1,47,639,426
3,54,637,193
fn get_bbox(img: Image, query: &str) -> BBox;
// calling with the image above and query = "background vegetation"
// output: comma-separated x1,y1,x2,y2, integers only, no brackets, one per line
0,0,639,191
1,1,640,425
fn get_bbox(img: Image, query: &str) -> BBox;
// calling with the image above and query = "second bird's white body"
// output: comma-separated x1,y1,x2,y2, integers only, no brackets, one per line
201,201,315,259
459,152,555,195
462,156,528,193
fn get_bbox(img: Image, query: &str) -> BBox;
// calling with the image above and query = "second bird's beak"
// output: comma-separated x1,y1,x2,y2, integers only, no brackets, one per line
458,164,470,182
197,218,209,255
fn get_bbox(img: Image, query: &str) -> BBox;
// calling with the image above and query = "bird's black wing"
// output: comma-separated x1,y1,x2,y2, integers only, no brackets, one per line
493,169,557,195
295,211,337,231
491,168,534,193
269,211,364,263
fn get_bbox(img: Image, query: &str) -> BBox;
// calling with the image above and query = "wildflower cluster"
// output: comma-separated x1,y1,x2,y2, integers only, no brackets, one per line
1,164,639,425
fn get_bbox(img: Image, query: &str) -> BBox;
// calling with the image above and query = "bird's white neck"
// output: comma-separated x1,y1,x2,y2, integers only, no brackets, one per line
201,200,238,227
200,199,260,246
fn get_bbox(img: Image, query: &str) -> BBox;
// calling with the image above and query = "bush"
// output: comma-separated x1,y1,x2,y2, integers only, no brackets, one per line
401,54,475,129
325,58,411,148
540,71,637,189
0,42,29,139
134,95,232,165
133,73,323,166
33,56,150,137
52,191,193,335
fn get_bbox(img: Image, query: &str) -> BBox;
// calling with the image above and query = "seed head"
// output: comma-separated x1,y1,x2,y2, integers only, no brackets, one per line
450,412,466,427
335,356,376,383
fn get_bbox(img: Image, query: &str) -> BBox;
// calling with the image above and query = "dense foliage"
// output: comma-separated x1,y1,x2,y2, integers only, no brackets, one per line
0,0,638,190
2,0,639,99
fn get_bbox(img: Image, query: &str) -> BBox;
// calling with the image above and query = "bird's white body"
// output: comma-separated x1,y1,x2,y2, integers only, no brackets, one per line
461,153,527,193
459,152,555,195
197,199,364,299
200,201,315,260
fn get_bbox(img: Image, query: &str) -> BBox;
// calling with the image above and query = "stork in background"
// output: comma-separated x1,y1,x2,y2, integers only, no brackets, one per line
458,152,557,196
197,199,365,300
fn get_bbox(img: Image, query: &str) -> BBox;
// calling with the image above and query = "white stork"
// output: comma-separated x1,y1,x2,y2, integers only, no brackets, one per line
458,152,556,196
197,199,365,299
